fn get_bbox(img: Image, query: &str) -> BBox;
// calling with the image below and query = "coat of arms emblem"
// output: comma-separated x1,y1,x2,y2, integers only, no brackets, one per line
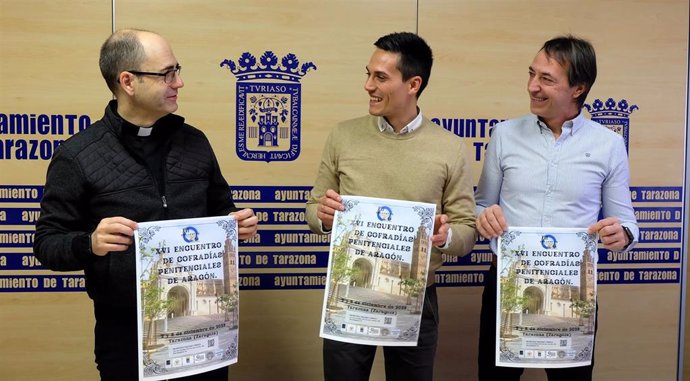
221,51,316,162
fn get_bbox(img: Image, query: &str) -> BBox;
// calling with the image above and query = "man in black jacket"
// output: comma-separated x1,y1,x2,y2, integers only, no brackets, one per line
33,28,258,381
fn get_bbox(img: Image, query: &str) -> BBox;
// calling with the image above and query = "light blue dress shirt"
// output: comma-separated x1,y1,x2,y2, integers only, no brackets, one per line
475,112,638,253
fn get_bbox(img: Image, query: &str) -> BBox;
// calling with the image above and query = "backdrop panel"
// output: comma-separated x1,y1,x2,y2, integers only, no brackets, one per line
0,0,687,380
114,1,417,380
419,1,688,380
0,1,110,380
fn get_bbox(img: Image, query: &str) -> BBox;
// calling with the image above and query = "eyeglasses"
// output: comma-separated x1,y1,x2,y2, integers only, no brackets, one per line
127,64,181,84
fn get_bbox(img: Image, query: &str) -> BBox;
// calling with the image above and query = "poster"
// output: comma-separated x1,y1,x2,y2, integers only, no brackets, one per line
134,216,240,380
496,227,599,368
319,195,436,346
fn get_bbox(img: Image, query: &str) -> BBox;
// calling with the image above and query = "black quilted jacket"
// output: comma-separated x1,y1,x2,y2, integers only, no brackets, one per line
34,101,236,307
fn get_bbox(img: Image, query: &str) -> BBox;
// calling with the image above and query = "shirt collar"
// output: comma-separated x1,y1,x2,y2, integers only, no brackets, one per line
534,109,586,136
570,110,586,134
378,110,424,134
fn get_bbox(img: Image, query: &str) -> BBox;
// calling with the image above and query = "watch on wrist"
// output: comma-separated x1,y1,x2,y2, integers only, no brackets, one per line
622,226,634,246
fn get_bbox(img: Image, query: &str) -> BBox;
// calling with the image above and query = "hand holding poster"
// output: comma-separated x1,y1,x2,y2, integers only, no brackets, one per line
319,196,436,346
135,216,240,380
496,227,598,368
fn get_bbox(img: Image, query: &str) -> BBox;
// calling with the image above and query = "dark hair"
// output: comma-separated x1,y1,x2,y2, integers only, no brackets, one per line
99,29,148,93
541,35,597,108
374,32,433,98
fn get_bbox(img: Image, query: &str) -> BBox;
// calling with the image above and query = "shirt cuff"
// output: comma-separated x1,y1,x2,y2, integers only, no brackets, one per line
318,219,332,234
437,228,453,249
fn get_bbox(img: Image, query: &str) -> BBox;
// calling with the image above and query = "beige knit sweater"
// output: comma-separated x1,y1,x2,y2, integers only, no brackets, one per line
306,115,477,286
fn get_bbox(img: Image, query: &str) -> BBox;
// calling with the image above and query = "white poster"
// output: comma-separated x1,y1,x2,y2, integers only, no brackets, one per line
320,195,436,346
496,227,598,368
134,216,239,380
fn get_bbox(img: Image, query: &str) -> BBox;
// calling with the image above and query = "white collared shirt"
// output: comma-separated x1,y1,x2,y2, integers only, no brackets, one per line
377,111,424,134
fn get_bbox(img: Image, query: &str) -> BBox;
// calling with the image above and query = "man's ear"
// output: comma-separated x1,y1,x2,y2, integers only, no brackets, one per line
408,76,422,96
572,83,586,100
118,72,136,96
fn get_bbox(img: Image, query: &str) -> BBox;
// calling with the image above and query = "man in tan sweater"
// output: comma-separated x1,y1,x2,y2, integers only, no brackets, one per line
306,32,477,381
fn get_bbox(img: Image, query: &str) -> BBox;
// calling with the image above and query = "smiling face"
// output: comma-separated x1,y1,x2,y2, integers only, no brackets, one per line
118,31,184,126
364,48,420,131
134,33,184,122
527,50,584,131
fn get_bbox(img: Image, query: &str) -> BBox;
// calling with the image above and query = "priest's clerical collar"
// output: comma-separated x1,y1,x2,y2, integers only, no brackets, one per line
137,127,153,137
122,121,154,137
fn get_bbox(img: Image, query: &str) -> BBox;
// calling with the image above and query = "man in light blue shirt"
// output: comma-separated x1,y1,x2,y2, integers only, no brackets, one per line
475,35,638,381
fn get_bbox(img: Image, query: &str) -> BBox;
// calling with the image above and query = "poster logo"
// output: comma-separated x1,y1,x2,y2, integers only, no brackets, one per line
585,98,638,153
540,234,558,249
221,52,316,162
376,206,393,221
181,226,200,243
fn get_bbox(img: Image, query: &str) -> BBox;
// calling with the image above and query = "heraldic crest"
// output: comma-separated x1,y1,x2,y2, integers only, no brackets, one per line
221,51,316,162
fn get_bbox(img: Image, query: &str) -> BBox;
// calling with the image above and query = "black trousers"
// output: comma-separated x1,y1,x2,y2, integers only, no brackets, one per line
93,303,228,381
478,266,596,381
323,285,439,381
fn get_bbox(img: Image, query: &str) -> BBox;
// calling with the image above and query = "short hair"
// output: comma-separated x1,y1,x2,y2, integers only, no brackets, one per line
374,32,433,98
99,29,148,94
541,35,597,108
